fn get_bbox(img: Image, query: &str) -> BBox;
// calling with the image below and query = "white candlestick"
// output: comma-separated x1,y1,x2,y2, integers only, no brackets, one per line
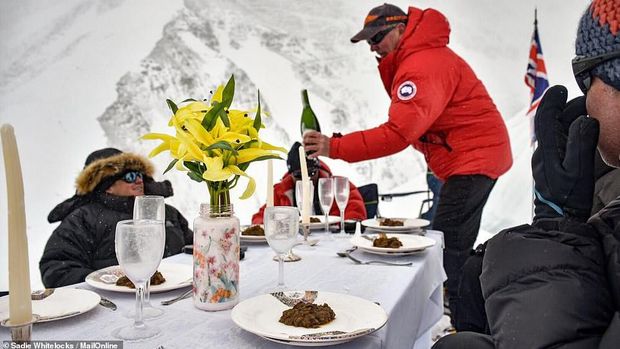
266,160,274,207
1,124,32,325
298,146,311,223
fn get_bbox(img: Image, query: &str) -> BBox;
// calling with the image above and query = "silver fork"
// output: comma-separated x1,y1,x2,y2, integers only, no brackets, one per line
160,289,192,306
345,252,412,266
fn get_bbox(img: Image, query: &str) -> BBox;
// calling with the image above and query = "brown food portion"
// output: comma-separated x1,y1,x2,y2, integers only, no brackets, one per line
279,302,336,328
115,271,166,288
242,225,265,236
373,233,403,248
380,218,404,226
310,217,321,223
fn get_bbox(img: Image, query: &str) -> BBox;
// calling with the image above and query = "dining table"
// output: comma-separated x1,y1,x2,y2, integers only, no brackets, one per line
1,229,446,349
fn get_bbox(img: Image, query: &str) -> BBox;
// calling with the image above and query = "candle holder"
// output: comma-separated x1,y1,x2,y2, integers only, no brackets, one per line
295,223,318,250
1,314,39,342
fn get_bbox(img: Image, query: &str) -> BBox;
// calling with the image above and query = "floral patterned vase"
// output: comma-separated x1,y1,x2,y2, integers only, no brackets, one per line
193,203,240,311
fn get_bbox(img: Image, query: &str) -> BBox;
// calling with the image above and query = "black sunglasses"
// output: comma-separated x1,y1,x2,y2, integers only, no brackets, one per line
367,25,397,46
572,50,620,94
122,171,143,183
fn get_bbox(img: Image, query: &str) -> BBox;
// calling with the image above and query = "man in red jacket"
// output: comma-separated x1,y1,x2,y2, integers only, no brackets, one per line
303,3,512,320
252,142,367,224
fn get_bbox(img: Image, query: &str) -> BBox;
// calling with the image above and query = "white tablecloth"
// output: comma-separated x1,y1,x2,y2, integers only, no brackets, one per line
1,231,445,349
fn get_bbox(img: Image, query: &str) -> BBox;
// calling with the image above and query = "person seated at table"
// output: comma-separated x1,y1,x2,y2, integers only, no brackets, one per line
434,1,620,346
252,142,366,224
40,147,193,288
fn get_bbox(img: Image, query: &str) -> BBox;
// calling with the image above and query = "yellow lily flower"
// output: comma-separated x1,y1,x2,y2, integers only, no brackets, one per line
141,75,286,203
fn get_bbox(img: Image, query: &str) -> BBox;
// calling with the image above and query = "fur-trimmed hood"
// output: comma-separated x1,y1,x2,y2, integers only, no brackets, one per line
75,152,154,195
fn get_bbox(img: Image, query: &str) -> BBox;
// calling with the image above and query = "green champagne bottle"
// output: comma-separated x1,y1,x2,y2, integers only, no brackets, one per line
300,89,321,137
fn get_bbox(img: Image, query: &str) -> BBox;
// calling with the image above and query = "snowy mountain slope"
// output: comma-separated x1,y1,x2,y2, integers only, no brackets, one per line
0,0,589,289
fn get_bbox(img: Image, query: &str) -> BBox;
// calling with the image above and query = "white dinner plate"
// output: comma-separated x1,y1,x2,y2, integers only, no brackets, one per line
240,224,267,242
350,234,436,255
85,262,192,293
231,290,387,346
0,288,100,323
303,215,340,230
361,218,429,232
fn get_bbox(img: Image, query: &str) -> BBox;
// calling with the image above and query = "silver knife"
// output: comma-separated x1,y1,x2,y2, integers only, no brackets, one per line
99,297,117,311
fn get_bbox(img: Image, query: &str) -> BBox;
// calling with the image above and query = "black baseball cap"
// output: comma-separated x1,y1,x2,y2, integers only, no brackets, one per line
350,3,408,43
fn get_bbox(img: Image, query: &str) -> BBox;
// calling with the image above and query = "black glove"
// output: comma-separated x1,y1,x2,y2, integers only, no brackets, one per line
532,85,599,222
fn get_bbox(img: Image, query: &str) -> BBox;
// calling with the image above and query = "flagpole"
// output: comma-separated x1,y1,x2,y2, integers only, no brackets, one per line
531,7,537,221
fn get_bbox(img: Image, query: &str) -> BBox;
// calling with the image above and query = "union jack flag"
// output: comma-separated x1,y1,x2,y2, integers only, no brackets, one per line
525,10,549,144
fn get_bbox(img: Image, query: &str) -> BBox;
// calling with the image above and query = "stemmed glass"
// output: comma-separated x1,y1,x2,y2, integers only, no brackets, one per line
318,178,334,238
264,207,299,292
129,195,165,319
333,176,350,237
295,180,316,247
112,219,165,341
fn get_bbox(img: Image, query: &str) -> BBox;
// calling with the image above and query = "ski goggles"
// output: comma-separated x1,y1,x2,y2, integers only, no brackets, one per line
572,50,620,94
122,171,144,184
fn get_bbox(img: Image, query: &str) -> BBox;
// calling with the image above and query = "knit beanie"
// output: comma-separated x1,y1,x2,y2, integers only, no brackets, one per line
575,0,620,90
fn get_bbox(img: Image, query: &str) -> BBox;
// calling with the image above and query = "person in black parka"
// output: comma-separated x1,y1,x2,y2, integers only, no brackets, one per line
434,0,620,347
39,148,193,288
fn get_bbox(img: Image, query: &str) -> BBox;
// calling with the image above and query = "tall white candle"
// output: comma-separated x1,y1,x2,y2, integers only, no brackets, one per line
1,124,32,325
266,159,274,207
298,146,311,223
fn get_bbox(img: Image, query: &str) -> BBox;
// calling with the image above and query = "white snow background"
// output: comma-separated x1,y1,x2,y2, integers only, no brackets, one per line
0,0,589,290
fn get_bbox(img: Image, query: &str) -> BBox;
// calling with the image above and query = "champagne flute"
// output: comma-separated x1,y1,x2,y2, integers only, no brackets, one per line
318,178,334,237
112,219,165,341
333,176,350,237
264,207,299,292
130,195,165,319
295,180,314,216
295,180,316,247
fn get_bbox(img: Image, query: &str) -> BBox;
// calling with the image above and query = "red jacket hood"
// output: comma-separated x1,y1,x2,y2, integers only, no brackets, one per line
398,7,450,56
379,7,451,91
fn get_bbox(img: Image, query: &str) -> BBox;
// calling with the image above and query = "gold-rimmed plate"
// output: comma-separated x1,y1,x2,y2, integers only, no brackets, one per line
231,290,387,346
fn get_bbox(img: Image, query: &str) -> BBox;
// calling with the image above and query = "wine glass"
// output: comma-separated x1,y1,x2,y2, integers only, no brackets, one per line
318,178,334,237
130,195,165,319
112,219,165,341
333,176,350,237
264,207,299,292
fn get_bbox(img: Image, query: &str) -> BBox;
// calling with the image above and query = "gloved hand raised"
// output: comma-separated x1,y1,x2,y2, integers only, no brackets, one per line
532,85,599,222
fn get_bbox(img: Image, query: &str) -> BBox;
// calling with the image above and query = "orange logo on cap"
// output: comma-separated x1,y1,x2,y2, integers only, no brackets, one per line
364,15,379,25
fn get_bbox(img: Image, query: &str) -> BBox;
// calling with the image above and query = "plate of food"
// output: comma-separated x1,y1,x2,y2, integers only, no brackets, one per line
301,215,341,230
231,290,387,346
350,233,436,255
0,288,100,323
241,224,266,242
85,262,192,293
360,217,429,232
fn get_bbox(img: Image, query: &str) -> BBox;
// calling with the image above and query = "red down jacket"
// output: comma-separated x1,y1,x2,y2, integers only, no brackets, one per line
251,161,367,224
330,7,512,182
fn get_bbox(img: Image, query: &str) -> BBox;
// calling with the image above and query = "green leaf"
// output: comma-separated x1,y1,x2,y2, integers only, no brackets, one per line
181,98,197,103
166,99,178,114
163,158,179,174
217,108,230,128
207,141,238,155
184,161,202,173
187,171,204,183
253,90,262,132
202,75,236,130
202,101,222,130
238,155,282,166
221,75,235,109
